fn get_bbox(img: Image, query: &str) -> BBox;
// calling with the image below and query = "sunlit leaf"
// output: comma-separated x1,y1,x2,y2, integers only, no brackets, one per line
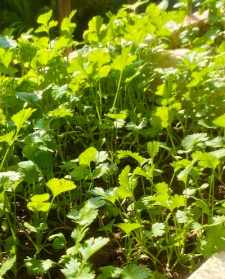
152,222,165,237
27,193,51,212
213,114,225,128
80,237,109,261
79,147,97,167
47,178,76,198
117,222,141,236
0,256,16,277
11,108,35,130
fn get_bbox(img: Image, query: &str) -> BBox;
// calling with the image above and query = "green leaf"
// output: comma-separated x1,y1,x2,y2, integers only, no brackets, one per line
37,10,53,25
0,256,16,277
0,131,15,145
176,210,188,224
71,165,91,180
48,233,66,250
0,171,23,191
213,114,225,128
155,182,169,195
18,161,40,184
147,141,160,159
96,151,108,164
152,222,165,237
112,48,136,72
11,108,35,130
27,193,51,212
210,149,225,159
192,151,219,169
201,223,225,257
67,198,104,227
0,36,16,49
61,11,76,34
47,178,76,198
61,258,80,278
117,150,146,165
0,49,13,68
121,264,151,279
170,195,186,211
117,166,137,199
79,147,97,167
117,222,141,236
97,266,122,279
76,267,95,279
48,105,73,118
25,257,54,275
62,260,95,279
92,187,118,204
80,237,109,261
154,106,169,128
181,133,208,151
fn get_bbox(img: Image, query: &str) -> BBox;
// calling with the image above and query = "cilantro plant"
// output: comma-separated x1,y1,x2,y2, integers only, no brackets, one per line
1,1,225,278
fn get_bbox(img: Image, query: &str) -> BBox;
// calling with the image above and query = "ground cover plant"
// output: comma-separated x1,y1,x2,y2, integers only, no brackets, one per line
0,0,225,278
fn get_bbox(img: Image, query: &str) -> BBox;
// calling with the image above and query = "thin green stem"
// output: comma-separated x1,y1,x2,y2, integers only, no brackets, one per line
112,70,123,111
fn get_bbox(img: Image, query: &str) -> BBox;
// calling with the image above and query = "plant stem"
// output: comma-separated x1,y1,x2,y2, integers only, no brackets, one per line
112,70,123,111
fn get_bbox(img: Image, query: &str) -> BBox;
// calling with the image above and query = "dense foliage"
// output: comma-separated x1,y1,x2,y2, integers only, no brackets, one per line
1,0,225,278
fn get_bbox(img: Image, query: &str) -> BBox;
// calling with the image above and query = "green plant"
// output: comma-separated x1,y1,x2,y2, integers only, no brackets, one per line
0,1,225,278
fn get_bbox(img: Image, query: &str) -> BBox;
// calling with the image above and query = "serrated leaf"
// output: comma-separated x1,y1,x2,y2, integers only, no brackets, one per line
181,133,208,151
201,224,225,257
92,187,118,204
117,150,146,165
121,264,151,279
152,222,165,237
97,266,122,279
176,210,188,224
47,178,76,198
25,257,54,275
0,256,16,277
80,237,109,261
96,151,108,163
61,258,80,278
67,198,103,227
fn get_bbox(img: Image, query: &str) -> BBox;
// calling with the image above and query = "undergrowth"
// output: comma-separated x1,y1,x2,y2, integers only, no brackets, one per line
1,0,225,278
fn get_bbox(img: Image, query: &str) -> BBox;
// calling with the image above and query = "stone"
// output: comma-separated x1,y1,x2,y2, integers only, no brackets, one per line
188,252,225,279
